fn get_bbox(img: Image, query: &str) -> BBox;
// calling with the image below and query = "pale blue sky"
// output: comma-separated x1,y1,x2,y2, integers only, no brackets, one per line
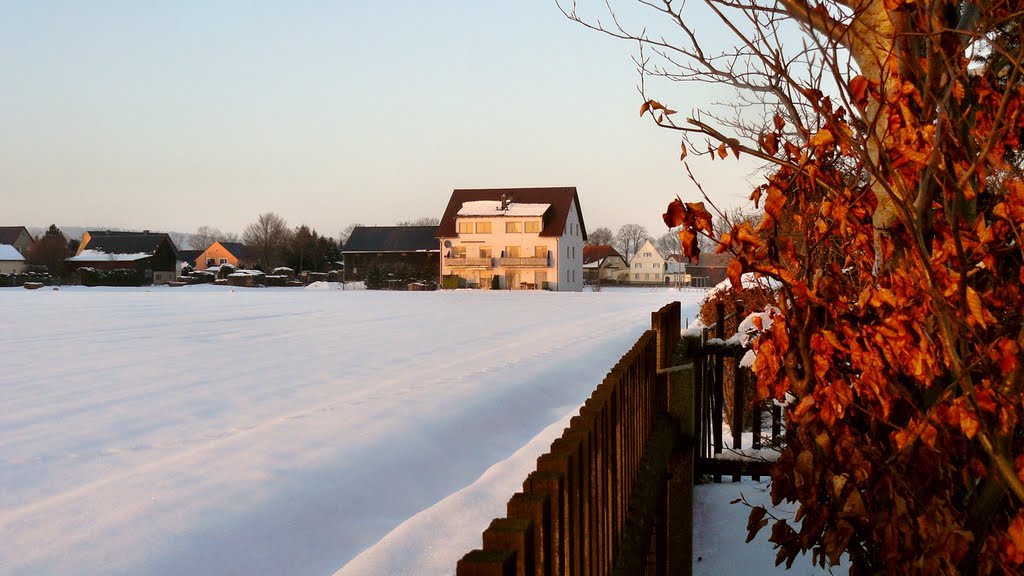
1,1,758,239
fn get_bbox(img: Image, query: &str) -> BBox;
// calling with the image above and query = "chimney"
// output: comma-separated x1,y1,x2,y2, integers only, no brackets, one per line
500,192,510,211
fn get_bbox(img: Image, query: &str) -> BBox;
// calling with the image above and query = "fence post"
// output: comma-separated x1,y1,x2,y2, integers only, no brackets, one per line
483,518,535,576
713,303,725,483
667,355,695,576
752,398,763,482
732,366,745,482
508,493,551,576
457,549,517,576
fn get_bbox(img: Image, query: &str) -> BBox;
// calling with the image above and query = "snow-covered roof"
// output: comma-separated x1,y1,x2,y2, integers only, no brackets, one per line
0,244,25,261
68,249,151,262
457,201,550,217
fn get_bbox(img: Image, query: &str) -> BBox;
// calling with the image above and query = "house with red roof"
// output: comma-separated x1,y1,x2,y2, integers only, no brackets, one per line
437,187,586,291
583,245,628,284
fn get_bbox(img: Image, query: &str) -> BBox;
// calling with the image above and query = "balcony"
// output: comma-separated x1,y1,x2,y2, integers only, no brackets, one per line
445,257,493,268
498,257,549,267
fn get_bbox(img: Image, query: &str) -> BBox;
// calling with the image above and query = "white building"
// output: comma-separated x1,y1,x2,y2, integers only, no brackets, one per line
0,244,27,274
437,187,587,291
629,239,666,284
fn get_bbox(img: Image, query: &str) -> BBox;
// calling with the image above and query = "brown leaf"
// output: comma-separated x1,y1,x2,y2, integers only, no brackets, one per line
773,114,785,131
808,129,835,148
966,286,987,329
639,101,650,117
687,202,714,234
663,198,686,228
727,258,743,290
765,185,786,220
679,141,687,160
761,132,778,155
850,75,869,106
717,142,728,159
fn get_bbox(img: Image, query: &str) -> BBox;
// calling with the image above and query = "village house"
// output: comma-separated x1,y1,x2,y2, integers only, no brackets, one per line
195,242,257,271
0,226,35,257
437,187,586,291
67,230,179,285
629,239,666,284
582,245,628,284
0,244,27,274
663,254,689,286
682,251,731,287
342,226,439,284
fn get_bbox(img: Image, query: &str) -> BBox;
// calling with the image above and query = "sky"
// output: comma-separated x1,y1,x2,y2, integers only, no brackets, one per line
1,1,762,240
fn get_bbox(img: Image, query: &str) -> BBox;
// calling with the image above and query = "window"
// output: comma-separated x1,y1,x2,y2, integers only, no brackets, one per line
476,222,492,234
634,274,639,280
479,247,492,258
644,252,652,257
635,263,642,269
525,221,540,233
451,246,466,258
506,222,522,233
572,246,575,259
534,246,546,258
654,263,660,269
645,273,650,280
506,246,521,258
458,221,474,234
206,258,215,267
572,270,576,282
219,258,228,265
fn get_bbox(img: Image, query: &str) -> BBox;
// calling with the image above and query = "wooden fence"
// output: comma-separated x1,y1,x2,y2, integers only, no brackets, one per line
456,300,782,575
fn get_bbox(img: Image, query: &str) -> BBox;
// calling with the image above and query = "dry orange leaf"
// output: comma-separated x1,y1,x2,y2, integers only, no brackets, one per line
966,286,987,329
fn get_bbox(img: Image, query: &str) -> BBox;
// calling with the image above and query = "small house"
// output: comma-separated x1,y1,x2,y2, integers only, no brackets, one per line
0,244,27,275
0,226,35,257
196,242,258,271
67,230,179,285
342,226,439,285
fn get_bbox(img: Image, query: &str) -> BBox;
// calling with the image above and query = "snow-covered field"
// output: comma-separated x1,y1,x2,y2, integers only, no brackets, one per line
1,285,712,575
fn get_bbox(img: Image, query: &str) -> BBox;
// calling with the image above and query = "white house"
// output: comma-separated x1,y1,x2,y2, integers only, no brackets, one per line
437,187,587,291
664,254,690,286
583,245,629,283
629,239,666,284
0,244,27,274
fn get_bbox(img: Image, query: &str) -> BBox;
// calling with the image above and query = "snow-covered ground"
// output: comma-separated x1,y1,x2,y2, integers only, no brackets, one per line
1,284,832,576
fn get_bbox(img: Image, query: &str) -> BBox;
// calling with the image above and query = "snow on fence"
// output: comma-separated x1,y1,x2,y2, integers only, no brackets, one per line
692,302,782,484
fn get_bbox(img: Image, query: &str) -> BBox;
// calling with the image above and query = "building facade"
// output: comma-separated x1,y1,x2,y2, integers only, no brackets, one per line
629,239,667,284
437,187,586,291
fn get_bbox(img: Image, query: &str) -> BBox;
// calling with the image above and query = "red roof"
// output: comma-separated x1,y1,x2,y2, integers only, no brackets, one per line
437,187,586,240
583,245,623,265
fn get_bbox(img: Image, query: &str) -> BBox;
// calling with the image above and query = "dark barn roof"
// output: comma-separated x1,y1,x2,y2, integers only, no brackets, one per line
177,249,202,264
437,187,587,240
583,245,623,265
83,230,177,256
343,226,439,253
0,226,33,245
217,242,257,261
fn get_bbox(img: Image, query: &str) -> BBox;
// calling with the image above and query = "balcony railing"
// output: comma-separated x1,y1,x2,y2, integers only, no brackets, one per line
498,257,549,267
445,257,493,268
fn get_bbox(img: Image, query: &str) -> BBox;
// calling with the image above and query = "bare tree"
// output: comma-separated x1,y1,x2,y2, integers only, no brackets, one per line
615,224,648,263
395,217,440,226
565,0,1024,572
339,223,362,247
654,229,682,257
585,226,614,246
243,212,290,269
